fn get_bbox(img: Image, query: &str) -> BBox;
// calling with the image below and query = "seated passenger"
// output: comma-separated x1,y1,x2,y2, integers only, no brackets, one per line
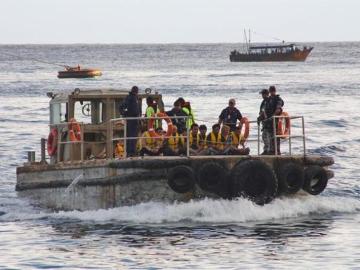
199,124,207,150
139,128,162,156
115,140,125,158
231,125,245,148
198,124,222,155
206,124,221,149
189,123,201,155
228,125,250,155
218,125,233,154
163,125,185,156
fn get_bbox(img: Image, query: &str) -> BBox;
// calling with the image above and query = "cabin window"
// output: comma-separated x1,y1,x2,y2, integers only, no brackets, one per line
50,103,68,124
74,100,105,124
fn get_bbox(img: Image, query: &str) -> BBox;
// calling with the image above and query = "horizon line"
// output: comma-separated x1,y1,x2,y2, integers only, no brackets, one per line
0,40,359,46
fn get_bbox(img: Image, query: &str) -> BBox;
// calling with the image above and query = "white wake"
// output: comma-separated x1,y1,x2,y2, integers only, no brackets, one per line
1,196,360,224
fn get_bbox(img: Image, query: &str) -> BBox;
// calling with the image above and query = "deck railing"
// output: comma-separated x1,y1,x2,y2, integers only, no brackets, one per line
38,114,306,163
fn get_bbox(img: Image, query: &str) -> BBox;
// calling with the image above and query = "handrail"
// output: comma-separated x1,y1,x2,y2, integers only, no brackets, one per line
46,114,306,162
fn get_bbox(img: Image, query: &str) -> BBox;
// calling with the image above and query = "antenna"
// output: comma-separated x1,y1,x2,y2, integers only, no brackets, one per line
249,29,251,45
244,29,249,52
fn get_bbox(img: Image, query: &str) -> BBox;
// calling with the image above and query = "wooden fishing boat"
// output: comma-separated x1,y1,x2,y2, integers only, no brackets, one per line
230,44,313,62
230,30,313,62
58,66,102,79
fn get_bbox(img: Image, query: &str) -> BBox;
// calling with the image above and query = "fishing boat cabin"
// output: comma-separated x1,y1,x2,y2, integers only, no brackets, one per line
46,88,164,163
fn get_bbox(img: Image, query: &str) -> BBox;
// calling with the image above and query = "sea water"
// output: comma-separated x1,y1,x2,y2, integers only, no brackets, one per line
0,43,360,269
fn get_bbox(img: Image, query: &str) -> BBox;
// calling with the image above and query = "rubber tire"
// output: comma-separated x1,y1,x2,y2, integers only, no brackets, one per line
197,162,229,198
303,165,328,195
277,162,304,195
230,160,278,205
167,165,196,193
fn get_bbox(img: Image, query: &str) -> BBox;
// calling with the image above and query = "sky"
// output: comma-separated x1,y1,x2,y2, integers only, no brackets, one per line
0,0,359,44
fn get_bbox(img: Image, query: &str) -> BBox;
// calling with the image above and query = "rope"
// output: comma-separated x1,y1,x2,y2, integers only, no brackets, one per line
0,51,68,68
251,31,285,43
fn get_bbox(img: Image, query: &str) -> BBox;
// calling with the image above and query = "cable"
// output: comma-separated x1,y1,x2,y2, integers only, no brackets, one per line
251,31,285,43
0,51,68,68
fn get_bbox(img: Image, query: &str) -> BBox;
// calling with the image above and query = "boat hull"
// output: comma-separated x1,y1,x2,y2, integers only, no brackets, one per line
16,155,334,211
57,69,102,78
230,48,313,62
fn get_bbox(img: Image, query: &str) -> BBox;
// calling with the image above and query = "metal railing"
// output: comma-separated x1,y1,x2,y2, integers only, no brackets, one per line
40,114,306,163
110,115,190,158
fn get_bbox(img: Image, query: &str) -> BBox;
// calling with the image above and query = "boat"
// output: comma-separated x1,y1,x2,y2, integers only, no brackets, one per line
57,65,102,78
230,30,313,62
16,88,334,211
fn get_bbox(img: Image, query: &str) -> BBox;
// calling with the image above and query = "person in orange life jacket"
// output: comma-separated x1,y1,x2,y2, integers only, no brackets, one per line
257,88,271,155
115,140,125,158
218,98,242,132
162,125,185,156
199,124,207,150
267,86,284,155
139,127,163,156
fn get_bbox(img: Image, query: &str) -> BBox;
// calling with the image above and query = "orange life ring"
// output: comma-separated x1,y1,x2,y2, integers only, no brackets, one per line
148,112,173,138
239,117,250,144
69,118,81,141
277,112,291,137
47,128,58,156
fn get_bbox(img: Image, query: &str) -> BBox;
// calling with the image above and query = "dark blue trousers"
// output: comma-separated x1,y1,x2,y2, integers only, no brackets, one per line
126,119,138,156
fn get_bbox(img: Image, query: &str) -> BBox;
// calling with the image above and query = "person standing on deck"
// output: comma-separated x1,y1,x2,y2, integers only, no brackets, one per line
119,86,140,156
257,89,271,155
166,101,187,134
145,96,160,128
266,86,284,155
176,97,195,129
218,98,242,132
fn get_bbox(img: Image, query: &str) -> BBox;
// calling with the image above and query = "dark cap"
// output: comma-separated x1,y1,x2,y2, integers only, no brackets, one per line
259,89,269,95
269,86,276,92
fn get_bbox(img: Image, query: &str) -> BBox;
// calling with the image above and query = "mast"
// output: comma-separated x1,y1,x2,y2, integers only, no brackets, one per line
244,29,249,52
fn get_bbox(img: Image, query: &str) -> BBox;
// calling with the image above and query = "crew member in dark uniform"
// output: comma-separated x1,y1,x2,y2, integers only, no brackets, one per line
266,86,284,155
258,89,270,154
218,98,242,132
119,86,140,156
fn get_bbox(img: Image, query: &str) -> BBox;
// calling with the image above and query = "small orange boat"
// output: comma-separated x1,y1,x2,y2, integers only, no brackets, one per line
57,65,102,79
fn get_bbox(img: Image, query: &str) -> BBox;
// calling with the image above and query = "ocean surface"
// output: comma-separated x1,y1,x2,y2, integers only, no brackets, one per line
0,43,360,269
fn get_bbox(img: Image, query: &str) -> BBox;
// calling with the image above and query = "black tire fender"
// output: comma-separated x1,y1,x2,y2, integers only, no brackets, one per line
197,162,229,198
167,165,196,193
277,162,304,195
303,165,328,195
230,160,278,204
